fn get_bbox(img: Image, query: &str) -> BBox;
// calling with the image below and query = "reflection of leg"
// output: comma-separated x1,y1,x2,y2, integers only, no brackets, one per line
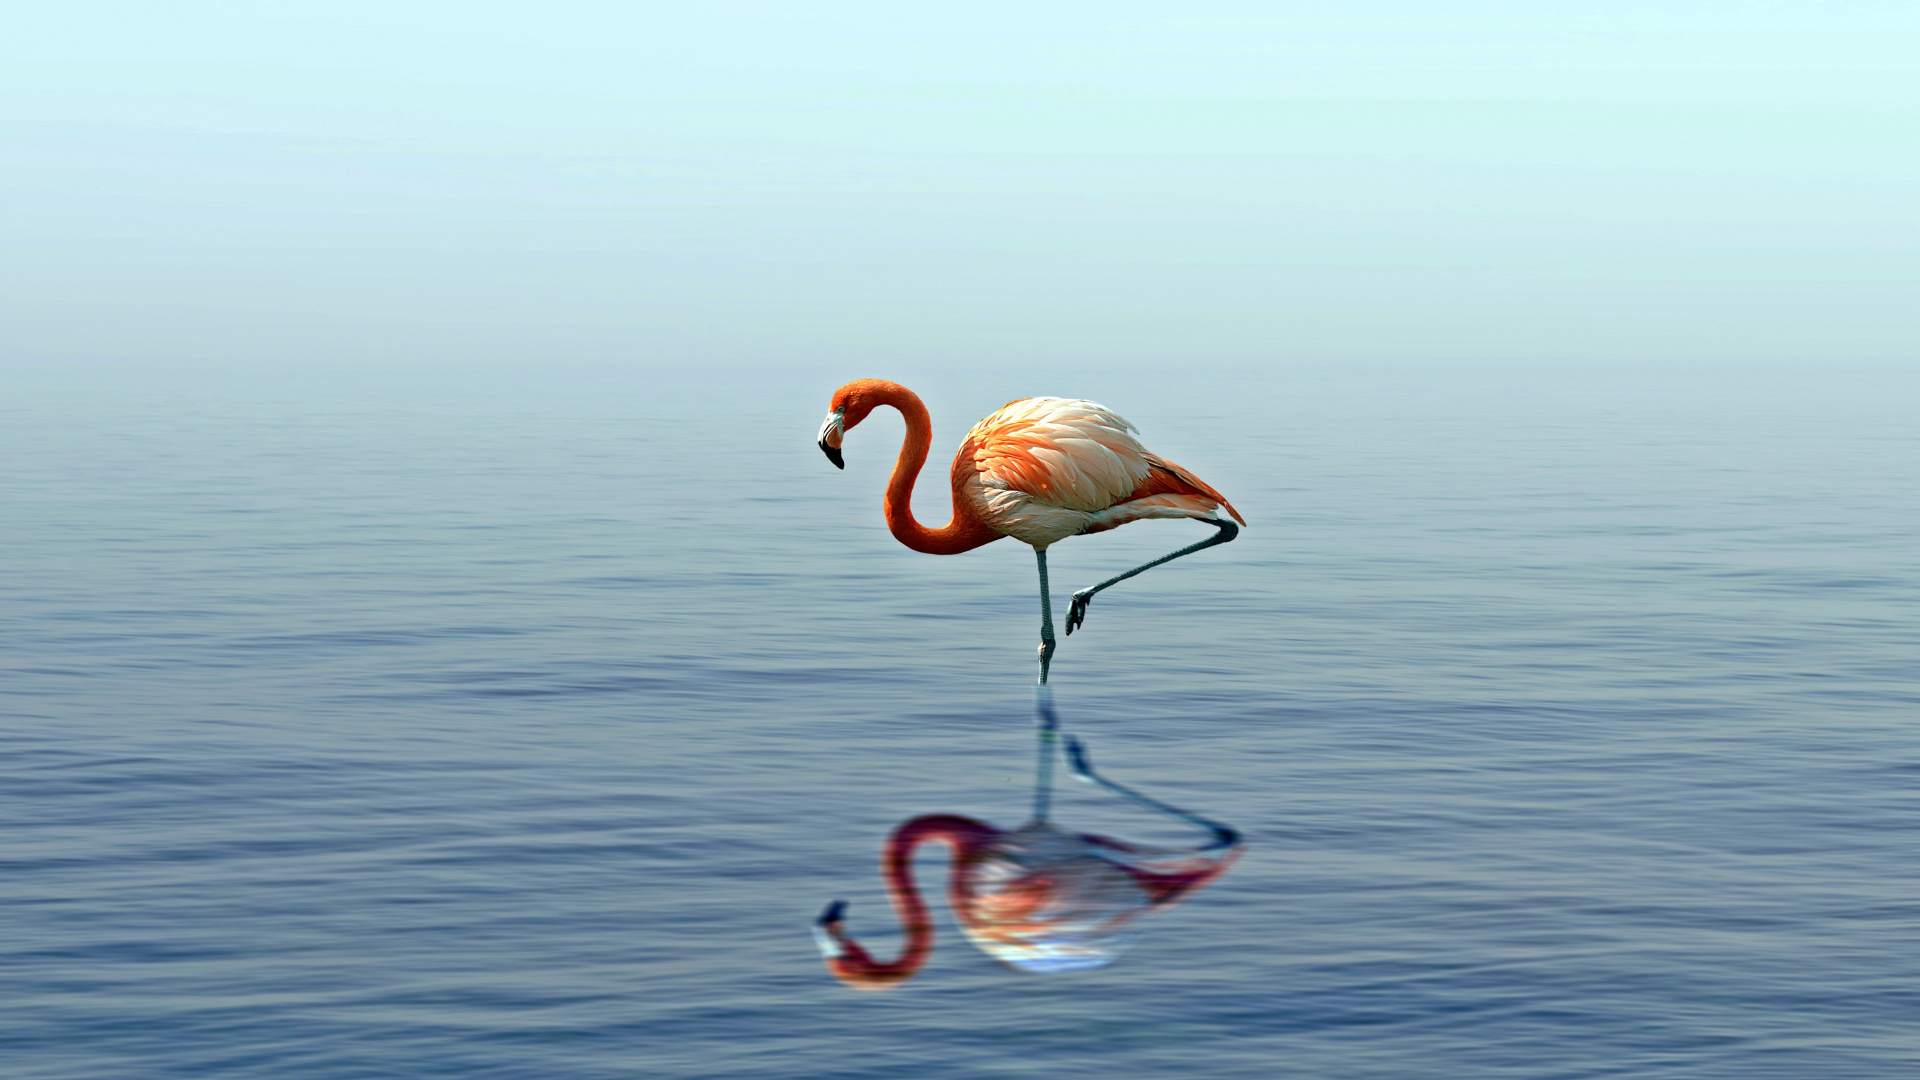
1033,548,1061,822
1036,546,1057,683
1066,735,1240,852
1065,518,1238,635
1032,684,1059,823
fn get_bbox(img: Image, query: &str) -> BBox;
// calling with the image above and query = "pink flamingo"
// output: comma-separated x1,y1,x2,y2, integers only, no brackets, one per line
815,723,1243,990
817,379,1246,684
812,379,1247,989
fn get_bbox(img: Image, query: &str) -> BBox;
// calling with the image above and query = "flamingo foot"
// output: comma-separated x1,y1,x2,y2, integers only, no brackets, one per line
1065,589,1095,634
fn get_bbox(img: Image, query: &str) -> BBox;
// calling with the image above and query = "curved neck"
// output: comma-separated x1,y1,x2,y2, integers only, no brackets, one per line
871,385,1001,555
824,814,998,990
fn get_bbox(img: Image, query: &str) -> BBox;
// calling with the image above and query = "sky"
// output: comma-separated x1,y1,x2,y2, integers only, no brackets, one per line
3,1,1916,367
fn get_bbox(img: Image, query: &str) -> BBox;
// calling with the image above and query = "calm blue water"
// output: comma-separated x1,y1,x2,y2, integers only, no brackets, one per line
4,361,1917,1079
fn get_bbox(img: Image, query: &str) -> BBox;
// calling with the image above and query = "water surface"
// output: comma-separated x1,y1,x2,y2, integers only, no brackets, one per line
4,361,1917,1078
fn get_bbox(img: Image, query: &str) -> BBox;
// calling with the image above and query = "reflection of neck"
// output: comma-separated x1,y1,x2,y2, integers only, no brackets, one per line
871,383,1002,555
823,815,998,990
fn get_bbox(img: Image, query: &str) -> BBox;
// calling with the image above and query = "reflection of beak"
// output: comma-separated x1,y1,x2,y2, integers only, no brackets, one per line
813,899,848,957
817,410,845,469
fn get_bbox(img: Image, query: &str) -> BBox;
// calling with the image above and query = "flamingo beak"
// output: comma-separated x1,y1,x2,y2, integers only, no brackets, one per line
817,410,845,469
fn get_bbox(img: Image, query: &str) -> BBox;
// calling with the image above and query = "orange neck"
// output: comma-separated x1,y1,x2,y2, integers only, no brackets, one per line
868,384,1003,555
823,814,999,990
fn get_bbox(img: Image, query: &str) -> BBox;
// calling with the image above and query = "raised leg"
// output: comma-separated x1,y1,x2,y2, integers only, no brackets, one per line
1065,518,1238,635
1065,735,1240,852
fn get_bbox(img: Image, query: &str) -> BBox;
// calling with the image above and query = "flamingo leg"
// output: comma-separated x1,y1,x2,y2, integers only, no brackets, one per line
1032,549,1061,822
1036,546,1058,684
1065,735,1241,852
1064,518,1238,635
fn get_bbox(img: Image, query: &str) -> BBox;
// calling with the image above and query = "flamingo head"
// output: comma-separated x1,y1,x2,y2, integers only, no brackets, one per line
820,379,902,469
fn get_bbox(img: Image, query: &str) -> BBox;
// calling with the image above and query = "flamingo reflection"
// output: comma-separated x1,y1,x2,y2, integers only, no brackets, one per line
815,688,1243,990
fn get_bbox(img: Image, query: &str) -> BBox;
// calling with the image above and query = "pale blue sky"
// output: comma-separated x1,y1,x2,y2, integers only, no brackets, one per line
4,2,1916,365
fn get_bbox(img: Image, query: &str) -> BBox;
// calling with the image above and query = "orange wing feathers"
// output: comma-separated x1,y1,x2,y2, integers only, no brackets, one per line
953,396,1244,546
964,398,1153,512
1125,456,1247,526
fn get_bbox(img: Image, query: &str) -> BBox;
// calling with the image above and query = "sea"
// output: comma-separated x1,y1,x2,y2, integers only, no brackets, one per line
3,360,1916,1079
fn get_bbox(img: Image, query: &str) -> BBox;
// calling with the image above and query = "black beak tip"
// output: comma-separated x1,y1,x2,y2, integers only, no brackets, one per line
819,899,848,925
820,442,844,469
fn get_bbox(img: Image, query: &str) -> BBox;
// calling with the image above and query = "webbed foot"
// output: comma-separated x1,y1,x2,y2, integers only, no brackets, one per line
1065,589,1094,634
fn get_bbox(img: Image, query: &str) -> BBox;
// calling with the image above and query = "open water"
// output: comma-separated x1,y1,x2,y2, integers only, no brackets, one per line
3,361,1917,1079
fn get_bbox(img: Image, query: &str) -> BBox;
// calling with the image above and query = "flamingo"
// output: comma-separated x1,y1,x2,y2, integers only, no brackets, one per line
816,379,1246,684
814,707,1243,991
